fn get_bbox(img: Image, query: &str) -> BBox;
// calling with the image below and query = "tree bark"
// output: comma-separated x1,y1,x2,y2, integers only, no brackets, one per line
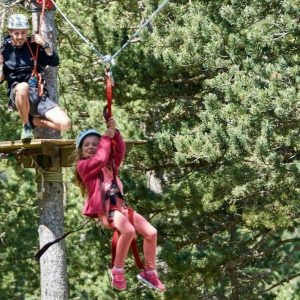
229,224,239,300
31,5,68,300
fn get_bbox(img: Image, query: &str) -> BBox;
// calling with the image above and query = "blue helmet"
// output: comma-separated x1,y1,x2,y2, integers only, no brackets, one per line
76,129,101,149
8,14,29,29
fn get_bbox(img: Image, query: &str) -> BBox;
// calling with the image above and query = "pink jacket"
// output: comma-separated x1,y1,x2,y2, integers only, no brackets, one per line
76,130,126,218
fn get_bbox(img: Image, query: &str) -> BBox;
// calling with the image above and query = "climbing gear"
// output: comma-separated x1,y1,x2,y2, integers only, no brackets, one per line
7,14,29,29
26,39,44,96
76,129,101,149
105,179,145,270
103,66,114,121
36,0,54,10
28,74,39,88
137,270,166,292
111,268,126,291
25,0,48,97
21,123,34,142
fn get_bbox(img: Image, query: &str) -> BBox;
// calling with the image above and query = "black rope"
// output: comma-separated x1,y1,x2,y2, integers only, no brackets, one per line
34,218,92,261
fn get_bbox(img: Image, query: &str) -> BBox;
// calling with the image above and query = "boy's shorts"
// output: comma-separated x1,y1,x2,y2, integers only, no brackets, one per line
9,82,58,118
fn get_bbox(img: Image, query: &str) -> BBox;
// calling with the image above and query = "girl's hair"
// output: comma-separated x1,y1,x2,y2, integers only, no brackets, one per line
73,148,87,196
74,133,101,195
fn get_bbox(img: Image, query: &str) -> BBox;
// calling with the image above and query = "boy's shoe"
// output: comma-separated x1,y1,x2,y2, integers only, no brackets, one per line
137,270,166,292
21,123,34,142
111,268,126,291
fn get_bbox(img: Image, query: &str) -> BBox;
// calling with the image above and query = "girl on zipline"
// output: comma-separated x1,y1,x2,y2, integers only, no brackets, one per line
74,118,166,292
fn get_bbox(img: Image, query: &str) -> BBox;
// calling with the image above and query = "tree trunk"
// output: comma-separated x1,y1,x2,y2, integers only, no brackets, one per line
229,224,239,300
31,5,68,300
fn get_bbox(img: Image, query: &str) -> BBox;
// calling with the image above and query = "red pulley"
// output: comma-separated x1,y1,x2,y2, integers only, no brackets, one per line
36,0,55,10
105,75,113,119
106,76,113,102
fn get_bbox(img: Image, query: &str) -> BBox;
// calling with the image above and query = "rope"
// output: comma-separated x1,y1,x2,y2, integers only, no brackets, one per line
49,0,105,60
36,170,63,182
31,156,46,199
34,218,92,260
111,0,170,61
31,154,63,199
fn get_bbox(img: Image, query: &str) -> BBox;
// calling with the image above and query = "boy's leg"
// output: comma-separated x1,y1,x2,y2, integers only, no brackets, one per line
13,82,34,141
14,82,30,125
44,107,71,131
32,116,65,130
35,93,71,131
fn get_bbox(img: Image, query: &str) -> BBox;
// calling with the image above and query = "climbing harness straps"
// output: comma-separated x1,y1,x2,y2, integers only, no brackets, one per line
107,192,145,270
105,67,114,119
26,0,48,96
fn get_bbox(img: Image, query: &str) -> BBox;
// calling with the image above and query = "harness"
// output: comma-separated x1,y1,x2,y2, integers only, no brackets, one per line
103,65,145,270
26,0,48,96
26,40,44,96
104,180,145,269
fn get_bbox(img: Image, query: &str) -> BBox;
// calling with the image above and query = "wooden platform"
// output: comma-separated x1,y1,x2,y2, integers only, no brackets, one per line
0,139,146,169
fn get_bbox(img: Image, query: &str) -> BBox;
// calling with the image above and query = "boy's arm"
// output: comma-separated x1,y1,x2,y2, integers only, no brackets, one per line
0,54,5,83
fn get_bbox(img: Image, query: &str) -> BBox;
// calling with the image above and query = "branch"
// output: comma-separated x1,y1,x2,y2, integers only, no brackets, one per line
261,272,300,294
0,0,23,8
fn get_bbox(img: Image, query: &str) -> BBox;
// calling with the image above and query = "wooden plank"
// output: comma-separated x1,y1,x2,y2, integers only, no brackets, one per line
0,139,146,153
0,139,147,168
0,139,74,153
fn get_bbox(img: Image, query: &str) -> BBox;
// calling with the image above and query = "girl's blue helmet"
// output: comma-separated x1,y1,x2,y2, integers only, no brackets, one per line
76,129,101,149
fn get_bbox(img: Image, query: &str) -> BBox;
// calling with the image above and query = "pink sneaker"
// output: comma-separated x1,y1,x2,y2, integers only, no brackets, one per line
111,268,126,291
137,270,166,292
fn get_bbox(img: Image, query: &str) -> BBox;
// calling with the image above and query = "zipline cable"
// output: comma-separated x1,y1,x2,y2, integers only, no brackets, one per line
49,0,170,64
49,0,105,60
111,0,170,61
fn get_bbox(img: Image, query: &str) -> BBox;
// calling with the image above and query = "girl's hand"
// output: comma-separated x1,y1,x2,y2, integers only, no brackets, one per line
107,118,116,130
105,127,115,138
99,213,112,230
104,118,116,138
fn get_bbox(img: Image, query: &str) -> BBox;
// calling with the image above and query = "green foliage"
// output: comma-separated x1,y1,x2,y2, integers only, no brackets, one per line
1,0,300,299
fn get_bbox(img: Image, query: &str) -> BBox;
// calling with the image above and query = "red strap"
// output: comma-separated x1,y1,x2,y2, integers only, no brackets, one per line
111,229,118,268
26,0,47,93
26,40,39,74
109,207,145,269
128,207,145,270
105,71,113,119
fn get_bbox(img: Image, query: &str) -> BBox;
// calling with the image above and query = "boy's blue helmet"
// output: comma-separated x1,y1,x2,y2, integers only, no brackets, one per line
76,129,101,149
8,14,29,29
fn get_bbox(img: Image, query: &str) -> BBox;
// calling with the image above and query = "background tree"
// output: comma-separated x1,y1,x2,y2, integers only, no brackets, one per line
1,0,300,299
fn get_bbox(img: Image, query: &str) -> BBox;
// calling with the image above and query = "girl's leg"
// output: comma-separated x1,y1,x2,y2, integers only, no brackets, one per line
131,211,157,270
113,210,135,268
132,211,166,292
